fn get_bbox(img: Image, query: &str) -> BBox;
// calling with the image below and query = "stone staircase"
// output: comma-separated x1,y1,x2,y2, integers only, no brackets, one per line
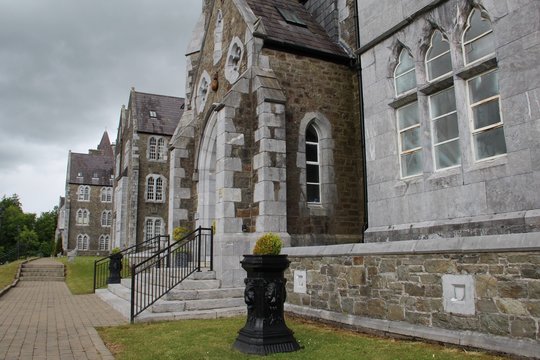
19,259,65,281
96,269,246,323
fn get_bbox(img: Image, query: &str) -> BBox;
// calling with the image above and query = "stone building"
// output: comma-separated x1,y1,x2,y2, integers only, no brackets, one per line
64,132,114,255
112,89,184,249
283,0,540,357
169,0,365,287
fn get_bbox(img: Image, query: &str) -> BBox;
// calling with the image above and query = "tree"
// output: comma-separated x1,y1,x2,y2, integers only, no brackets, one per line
0,195,36,250
35,208,58,255
18,226,39,254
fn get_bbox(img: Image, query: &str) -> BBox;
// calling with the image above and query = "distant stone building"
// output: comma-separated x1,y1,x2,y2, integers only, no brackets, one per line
64,132,114,255
54,196,66,254
112,89,184,249
169,0,364,287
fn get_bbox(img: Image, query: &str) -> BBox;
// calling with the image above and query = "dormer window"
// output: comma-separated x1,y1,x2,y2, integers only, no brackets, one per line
149,111,157,118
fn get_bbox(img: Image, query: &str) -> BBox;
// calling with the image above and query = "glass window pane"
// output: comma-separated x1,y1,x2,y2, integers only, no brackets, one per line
427,31,449,59
465,32,495,64
307,184,320,203
401,151,422,177
427,52,452,80
433,113,459,143
396,70,416,95
306,125,318,142
306,164,319,183
396,50,414,76
401,127,421,151
306,144,318,162
469,71,499,103
464,10,493,43
398,102,419,129
435,140,461,169
430,88,456,118
474,126,507,159
472,99,501,129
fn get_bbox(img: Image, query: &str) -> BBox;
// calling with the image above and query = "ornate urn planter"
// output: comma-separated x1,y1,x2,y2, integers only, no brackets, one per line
108,253,123,284
233,254,300,355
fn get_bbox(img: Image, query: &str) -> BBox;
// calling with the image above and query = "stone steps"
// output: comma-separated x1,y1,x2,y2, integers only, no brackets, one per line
96,268,246,322
19,261,64,281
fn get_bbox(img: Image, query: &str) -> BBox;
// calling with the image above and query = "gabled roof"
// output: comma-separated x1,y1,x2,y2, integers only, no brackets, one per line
246,0,348,60
68,152,114,186
131,91,185,136
97,131,114,157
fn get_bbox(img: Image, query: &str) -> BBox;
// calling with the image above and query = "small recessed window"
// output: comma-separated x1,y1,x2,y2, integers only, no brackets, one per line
276,7,307,27
149,111,157,118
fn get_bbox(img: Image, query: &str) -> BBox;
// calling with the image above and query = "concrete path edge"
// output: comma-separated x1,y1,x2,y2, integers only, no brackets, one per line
0,257,37,298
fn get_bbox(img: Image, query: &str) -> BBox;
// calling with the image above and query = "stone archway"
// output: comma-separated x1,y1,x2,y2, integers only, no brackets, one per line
197,113,218,231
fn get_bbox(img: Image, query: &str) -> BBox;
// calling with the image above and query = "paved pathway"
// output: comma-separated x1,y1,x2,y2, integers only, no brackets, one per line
0,258,127,359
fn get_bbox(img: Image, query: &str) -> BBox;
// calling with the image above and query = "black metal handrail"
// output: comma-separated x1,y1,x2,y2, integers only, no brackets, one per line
130,226,213,322
93,234,170,292
0,243,29,265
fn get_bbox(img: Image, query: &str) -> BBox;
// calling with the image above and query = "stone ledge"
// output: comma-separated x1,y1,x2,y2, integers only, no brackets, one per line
0,258,36,298
283,232,540,257
285,304,540,359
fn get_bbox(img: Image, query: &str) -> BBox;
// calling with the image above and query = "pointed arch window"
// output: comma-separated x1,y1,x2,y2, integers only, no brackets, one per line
99,235,110,251
305,124,321,203
77,185,90,201
397,102,422,177
463,9,495,65
76,209,90,225
101,210,112,227
77,234,89,250
157,138,165,160
149,137,157,160
394,49,416,96
426,30,452,82
146,175,165,202
100,187,112,202
145,217,163,240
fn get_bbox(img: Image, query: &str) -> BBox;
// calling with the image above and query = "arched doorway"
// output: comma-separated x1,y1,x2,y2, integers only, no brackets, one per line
197,114,218,232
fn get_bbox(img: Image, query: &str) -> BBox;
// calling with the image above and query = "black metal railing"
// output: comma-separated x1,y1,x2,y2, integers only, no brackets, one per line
93,235,170,292
130,227,213,322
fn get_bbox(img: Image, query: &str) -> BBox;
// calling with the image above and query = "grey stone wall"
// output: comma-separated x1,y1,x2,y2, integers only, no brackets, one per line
285,248,540,346
358,0,540,238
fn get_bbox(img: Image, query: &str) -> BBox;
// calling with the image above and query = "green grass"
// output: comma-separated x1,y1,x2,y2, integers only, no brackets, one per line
0,259,25,289
59,256,100,294
98,316,505,360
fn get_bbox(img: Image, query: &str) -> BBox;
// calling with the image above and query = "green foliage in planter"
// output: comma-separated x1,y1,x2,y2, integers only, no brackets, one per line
173,226,189,241
111,247,121,255
253,233,282,255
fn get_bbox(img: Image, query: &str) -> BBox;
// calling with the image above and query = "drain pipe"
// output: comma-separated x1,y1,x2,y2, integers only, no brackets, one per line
353,0,369,239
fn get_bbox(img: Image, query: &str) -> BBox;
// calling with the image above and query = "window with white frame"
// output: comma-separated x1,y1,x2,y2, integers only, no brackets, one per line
467,70,506,160
145,217,163,240
305,124,321,203
148,137,166,161
100,187,112,202
99,235,110,251
77,185,90,201
429,87,461,170
463,9,495,65
77,234,89,250
397,102,422,177
101,210,112,227
146,175,165,202
391,8,504,179
394,49,416,96
426,30,452,82
76,209,90,225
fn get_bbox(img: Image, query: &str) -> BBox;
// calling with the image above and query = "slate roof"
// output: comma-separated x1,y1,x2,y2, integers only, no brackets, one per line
246,0,348,60
68,132,114,186
132,91,185,136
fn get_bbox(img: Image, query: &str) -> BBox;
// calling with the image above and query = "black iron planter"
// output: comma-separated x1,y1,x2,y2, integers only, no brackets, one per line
233,255,300,355
108,253,123,284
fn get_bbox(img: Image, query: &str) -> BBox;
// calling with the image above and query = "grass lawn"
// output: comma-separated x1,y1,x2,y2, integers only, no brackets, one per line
0,259,25,289
59,256,100,295
98,316,505,360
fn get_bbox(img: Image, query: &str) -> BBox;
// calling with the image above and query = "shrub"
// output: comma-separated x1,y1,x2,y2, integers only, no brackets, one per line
253,233,282,255
173,226,189,241
111,247,121,254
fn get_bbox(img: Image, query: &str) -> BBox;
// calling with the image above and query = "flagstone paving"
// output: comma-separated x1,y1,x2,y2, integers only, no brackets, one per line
0,259,126,359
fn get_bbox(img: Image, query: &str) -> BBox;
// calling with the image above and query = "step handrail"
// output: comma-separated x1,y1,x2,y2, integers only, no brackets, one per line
129,226,213,322
93,234,170,292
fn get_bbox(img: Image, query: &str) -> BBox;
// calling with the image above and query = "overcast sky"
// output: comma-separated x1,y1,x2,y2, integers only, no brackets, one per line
0,1,201,215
